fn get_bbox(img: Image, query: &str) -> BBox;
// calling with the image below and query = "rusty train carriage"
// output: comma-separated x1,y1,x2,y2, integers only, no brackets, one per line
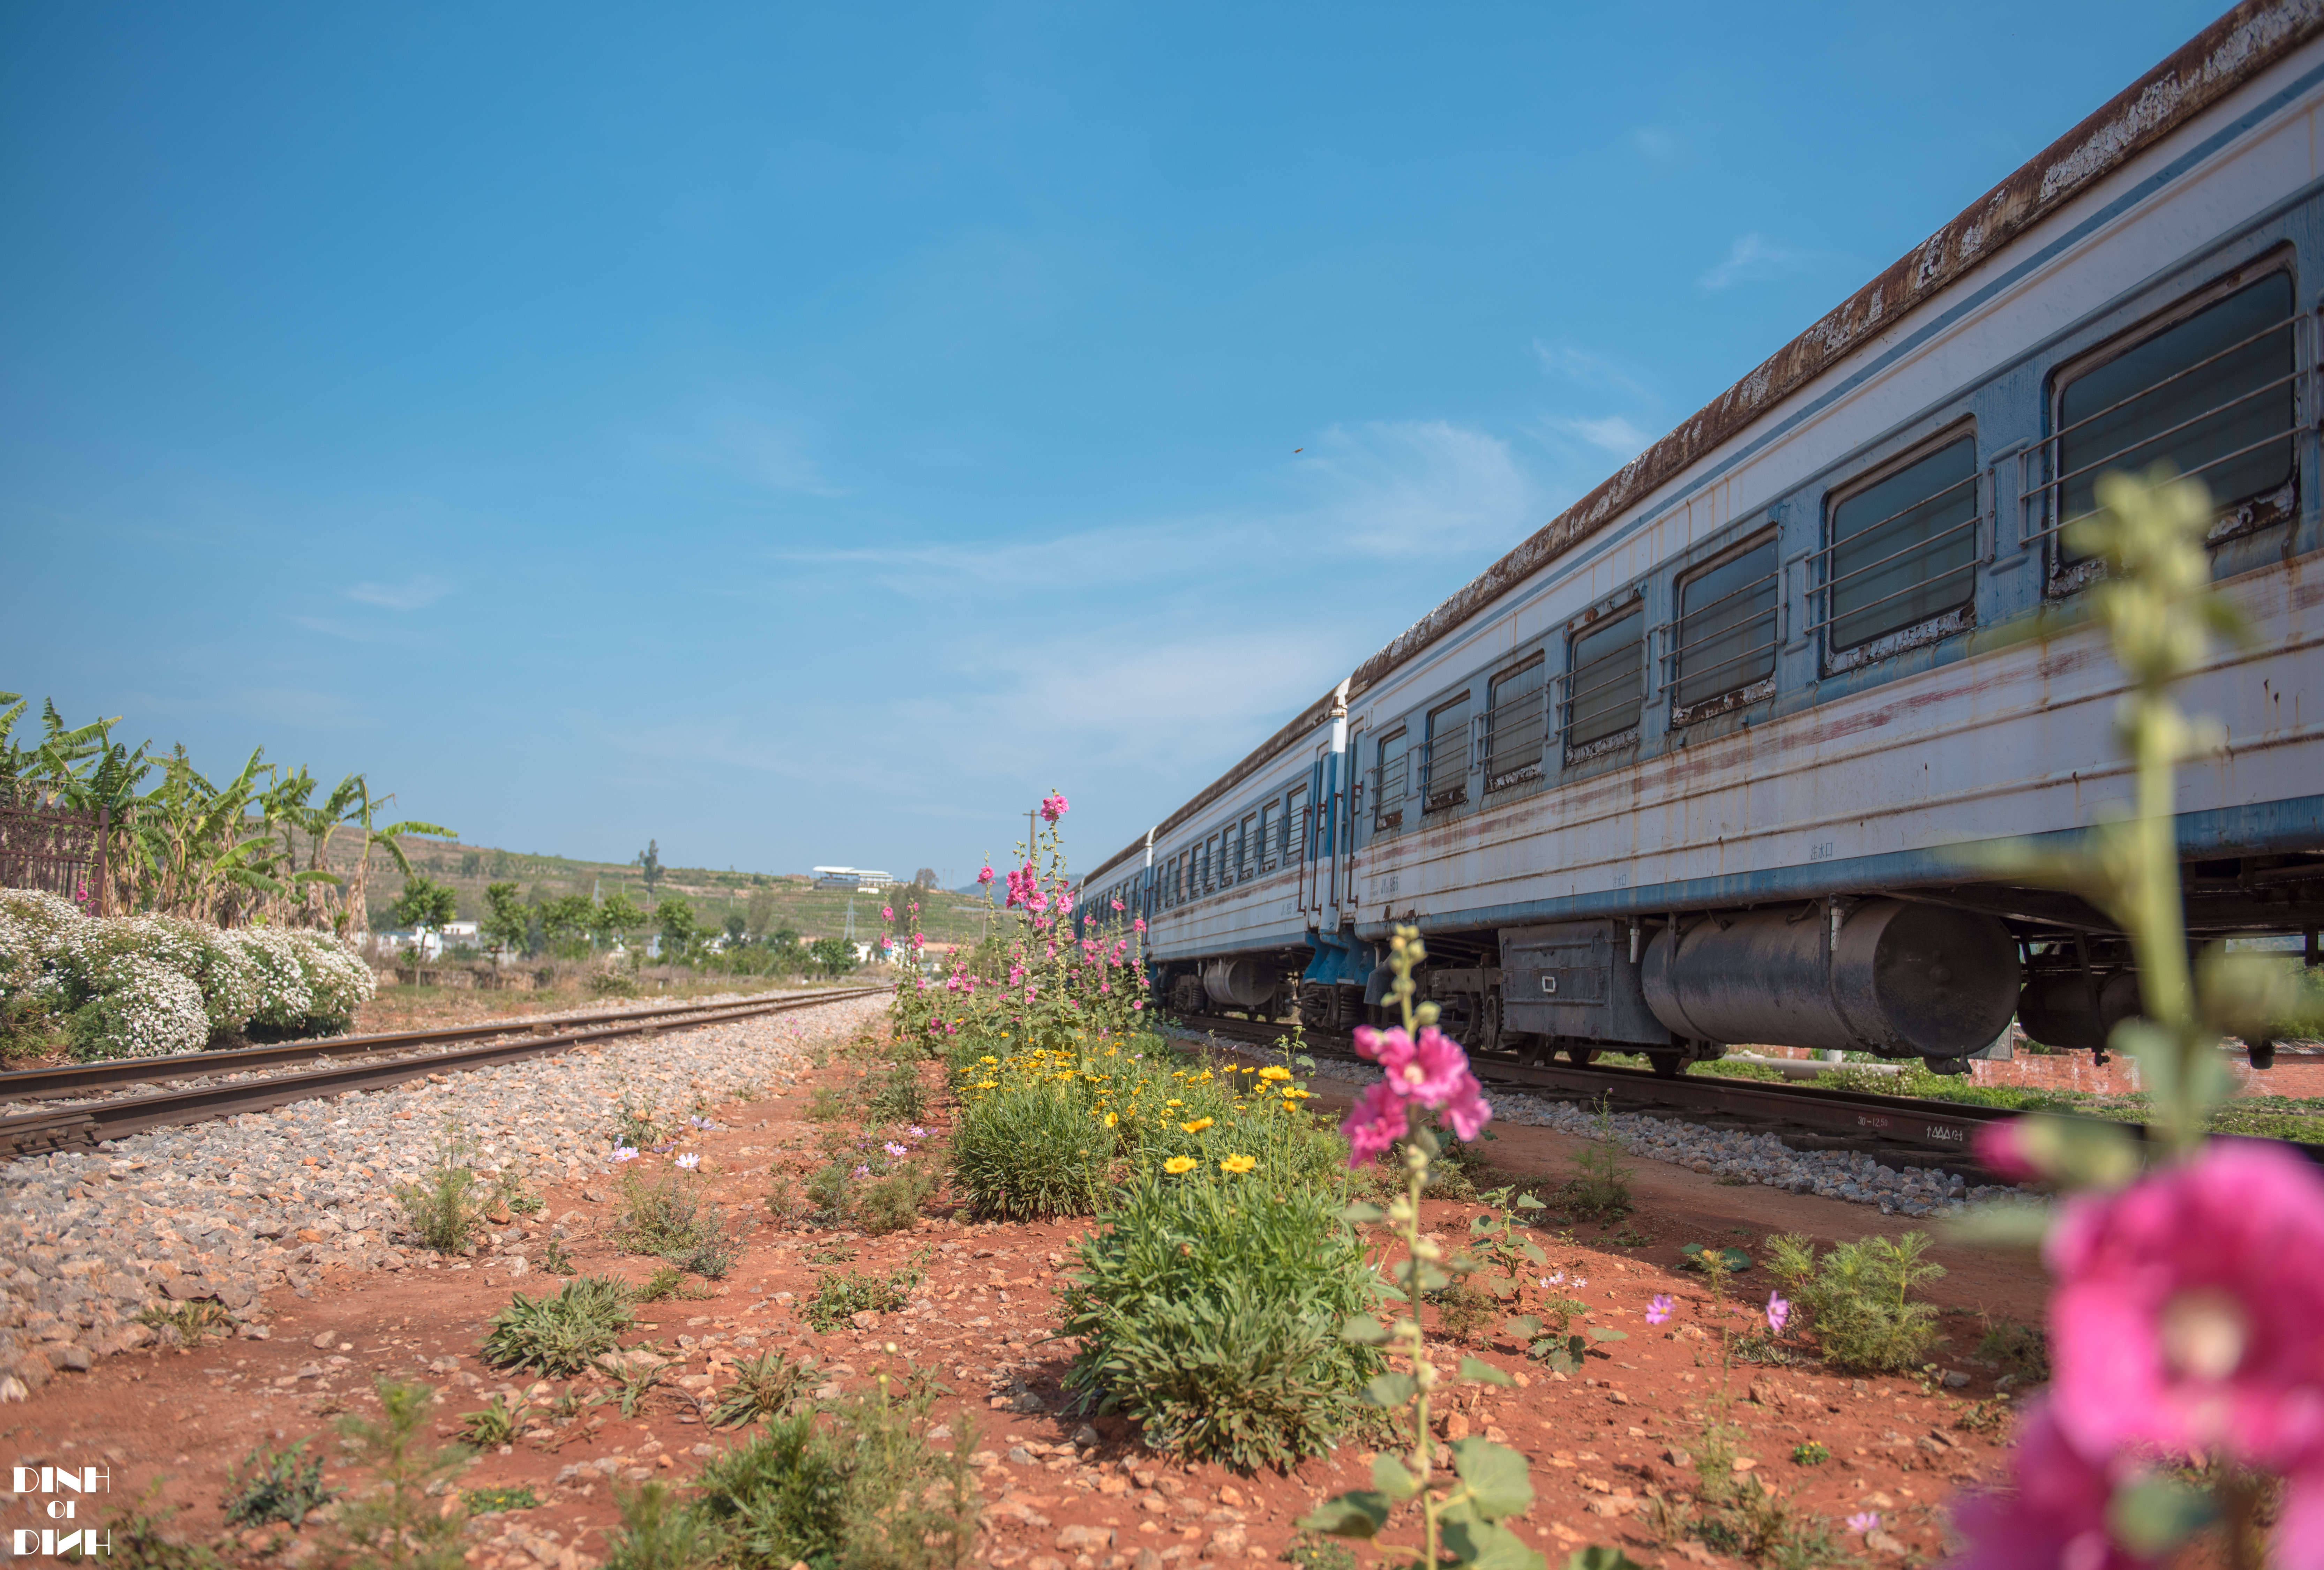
1078,0,2324,1077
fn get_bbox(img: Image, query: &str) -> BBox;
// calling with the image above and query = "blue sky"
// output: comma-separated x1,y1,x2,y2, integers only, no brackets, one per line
1,2,2226,885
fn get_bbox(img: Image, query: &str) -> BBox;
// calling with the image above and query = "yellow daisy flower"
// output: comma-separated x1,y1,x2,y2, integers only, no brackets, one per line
1258,1065,1292,1082
1104,1111,1118,1127
1219,1155,1257,1175
1180,1117,1214,1134
1163,1156,1197,1175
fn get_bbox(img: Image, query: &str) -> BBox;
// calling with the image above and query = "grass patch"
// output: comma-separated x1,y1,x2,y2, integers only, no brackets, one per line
950,1078,1112,1220
710,1351,822,1427
480,1275,636,1376
457,1396,528,1447
138,1300,231,1348
395,1125,486,1255
605,1481,725,1570
223,1441,335,1528
614,1166,739,1277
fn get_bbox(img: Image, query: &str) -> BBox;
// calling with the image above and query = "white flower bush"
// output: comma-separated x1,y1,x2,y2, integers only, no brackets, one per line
0,887,377,1060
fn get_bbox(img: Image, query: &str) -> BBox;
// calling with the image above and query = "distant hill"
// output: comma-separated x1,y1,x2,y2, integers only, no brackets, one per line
357,838,1000,946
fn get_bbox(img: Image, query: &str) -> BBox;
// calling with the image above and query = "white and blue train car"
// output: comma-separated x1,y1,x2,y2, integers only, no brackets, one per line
1078,0,2324,1077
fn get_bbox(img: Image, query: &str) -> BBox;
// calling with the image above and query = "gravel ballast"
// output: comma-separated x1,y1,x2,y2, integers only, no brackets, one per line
0,992,886,1400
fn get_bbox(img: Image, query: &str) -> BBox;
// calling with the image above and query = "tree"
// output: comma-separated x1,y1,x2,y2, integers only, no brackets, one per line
808,936,856,977
389,874,459,964
540,893,596,955
593,890,648,954
914,867,940,889
480,881,529,969
656,897,700,961
637,840,665,899
723,913,748,947
745,885,777,940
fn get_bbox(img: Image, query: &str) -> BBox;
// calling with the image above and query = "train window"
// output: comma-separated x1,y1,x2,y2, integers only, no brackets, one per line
1563,608,1643,756
1819,434,1978,653
2052,270,2295,562
1424,696,1472,811
1485,655,1546,791
1285,786,1308,859
1373,731,1409,832
1670,532,1779,719
1240,813,1259,878
1204,834,1219,894
1257,802,1277,871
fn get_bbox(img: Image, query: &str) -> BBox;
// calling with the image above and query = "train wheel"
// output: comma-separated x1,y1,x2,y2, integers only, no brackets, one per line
1648,1054,1685,1079
1564,1044,1600,1068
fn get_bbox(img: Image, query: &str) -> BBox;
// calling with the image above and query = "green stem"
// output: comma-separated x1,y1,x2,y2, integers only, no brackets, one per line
1404,1141,1437,1570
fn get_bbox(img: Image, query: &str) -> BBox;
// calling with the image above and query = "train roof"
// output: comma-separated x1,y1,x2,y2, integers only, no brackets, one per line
1081,0,2324,890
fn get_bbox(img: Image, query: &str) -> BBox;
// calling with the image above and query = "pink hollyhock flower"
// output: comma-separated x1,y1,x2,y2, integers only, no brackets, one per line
1646,1294,1673,1325
1057,891,1074,915
1354,1023,1419,1079
979,865,994,884
1974,1119,2043,1183
1442,1077,1492,1140
881,906,894,923
1946,1399,2161,1570
1402,1026,1474,1105
2046,1140,2324,1472
1111,899,1124,912
1132,917,1146,933
1041,791,1069,822
1341,1080,1410,1167
1131,1000,1144,1011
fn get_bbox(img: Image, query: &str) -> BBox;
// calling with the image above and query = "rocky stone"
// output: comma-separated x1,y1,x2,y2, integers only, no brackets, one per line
1056,1527,1115,1552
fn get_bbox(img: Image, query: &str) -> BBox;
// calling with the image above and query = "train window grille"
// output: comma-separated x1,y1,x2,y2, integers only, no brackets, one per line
1660,532,1780,724
1558,606,1644,762
1373,731,1408,832
2015,270,2311,589
1204,835,1219,894
1285,786,1308,860
1809,432,1980,666
1257,803,1277,871
1423,696,1471,812
1240,814,1257,879
1484,655,1547,792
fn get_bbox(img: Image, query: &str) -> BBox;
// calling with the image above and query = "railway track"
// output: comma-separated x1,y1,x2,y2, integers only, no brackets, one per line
0,984,891,1160
1178,1013,2324,1171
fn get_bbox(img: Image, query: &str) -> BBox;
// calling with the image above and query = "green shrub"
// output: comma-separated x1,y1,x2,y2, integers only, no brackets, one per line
330,1379,473,1570
1764,1231,1944,1373
855,1163,937,1235
689,1381,979,1570
951,1080,1111,1220
710,1351,821,1427
458,1396,528,1447
1060,1167,1383,1469
223,1440,335,1528
395,1128,484,1254
605,1482,724,1570
480,1276,636,1376
1561,1098,1632,1220
865,1060,927,1122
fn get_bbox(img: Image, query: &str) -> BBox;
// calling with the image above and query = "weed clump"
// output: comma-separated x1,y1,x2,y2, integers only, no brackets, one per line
395,1126,485,1254
805,1253,929,1332
710,1351,821,1427
1977,1316,2050,1384
1060,1167,1382,1470
604,1481,724,1570
950,1080,1111,1220
1561,1097,1633,1220
223,1441,335,1528
1764,1231,1944,1373
480,1275,636,1376
331,1379,473,1570
139,1299,230,1348
688,1376,979,1570
614,1166,738,1277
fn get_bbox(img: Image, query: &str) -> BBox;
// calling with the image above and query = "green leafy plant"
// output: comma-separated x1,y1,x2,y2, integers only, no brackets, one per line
480,1275,636,1376
1560,1097,1633,1221
458,1395,528,1446
1280,1535,1359,1570
1503,1305,1625,1375
689,1362,979,1570
1297,927,1545,1570
1680,1241,1753,1276
138,1299,230,1348
804,1253,929,1332
538,1234,576,1276
854,1163,938,1235
634,1264,711,1303
395,1125,485,1255
1763,1231,1943,1373
604,1481,726,1570
613,1165,737,1276
1977,1316,2051,1384
710,1351,822,1427
330,1379,473,1570
57,1488,225,1570
865,1059,927,1122
596,1349,677,1418
1791,1441,1831,1466
1061,1164,1384,1469
466,1486,537,1515
223,1440,336,1528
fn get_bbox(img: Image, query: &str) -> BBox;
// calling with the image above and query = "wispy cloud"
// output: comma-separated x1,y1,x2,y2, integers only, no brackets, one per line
1532,341,1655,401
1632,127,1683,162
1300,419,1536,558
1697,232,1838,292
344,574,452,611
1540,414,1653,459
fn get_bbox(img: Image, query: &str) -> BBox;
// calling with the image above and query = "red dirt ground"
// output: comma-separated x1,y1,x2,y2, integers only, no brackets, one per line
0,1043,2047,1570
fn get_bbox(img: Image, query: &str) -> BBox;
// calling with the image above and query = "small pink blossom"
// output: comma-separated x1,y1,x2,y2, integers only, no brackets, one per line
1974,1118,2043,1183
1846,1513,1881,1535
1766,1293,1790,1335
1646,1294,1674,1325
1132,917,1146,933
1040,791,1069,823
979,865,994,884
1111,899,1124,912
881,906,895,923
1340,1081,1410,1167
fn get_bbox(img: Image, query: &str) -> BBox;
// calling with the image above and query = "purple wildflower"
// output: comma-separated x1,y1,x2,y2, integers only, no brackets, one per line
1767,1292,1791,1335
1846,1513,1881,1535
1646,1294,1674,1325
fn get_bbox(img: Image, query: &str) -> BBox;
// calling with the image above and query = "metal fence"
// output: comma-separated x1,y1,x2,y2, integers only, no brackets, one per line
0,800,108,909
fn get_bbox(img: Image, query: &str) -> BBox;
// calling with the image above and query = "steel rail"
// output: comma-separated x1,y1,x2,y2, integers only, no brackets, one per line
0,989,835,1102
1178,1013,2324,1169
0,984,890,1160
